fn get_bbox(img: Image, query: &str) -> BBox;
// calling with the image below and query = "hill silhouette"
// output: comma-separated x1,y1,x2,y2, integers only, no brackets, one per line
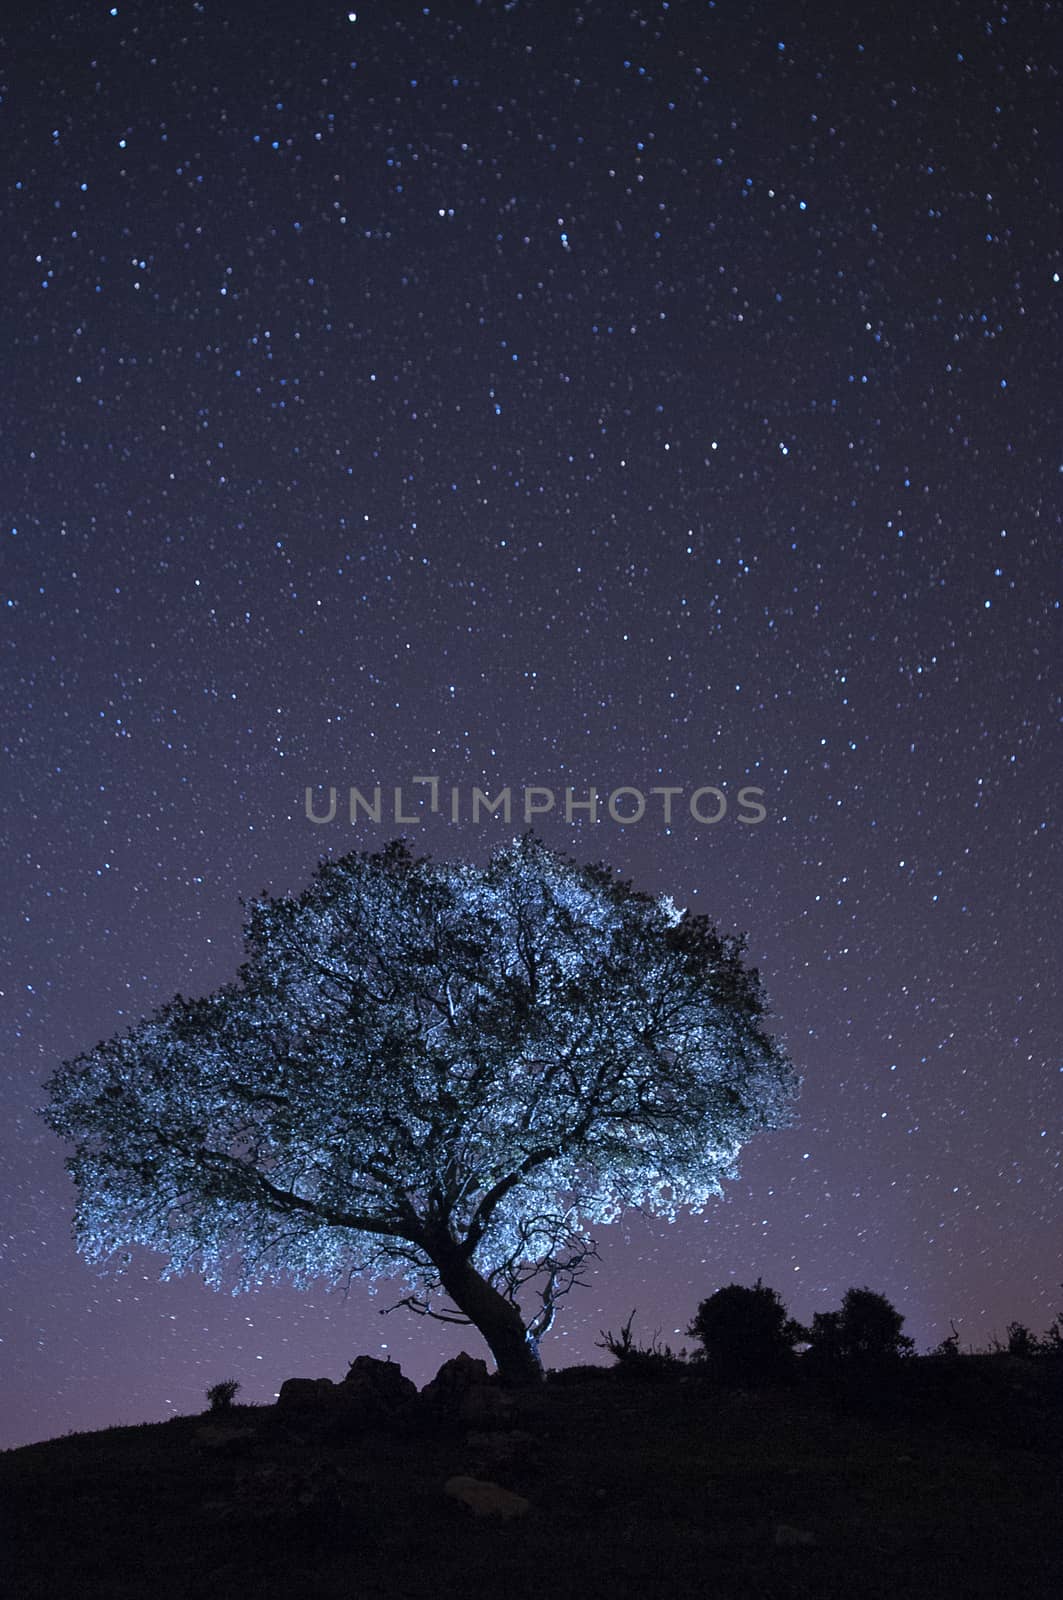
5,1349,1062,1598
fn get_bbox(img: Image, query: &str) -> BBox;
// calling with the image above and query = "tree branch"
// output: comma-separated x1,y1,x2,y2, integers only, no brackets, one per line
379,1291,472,1326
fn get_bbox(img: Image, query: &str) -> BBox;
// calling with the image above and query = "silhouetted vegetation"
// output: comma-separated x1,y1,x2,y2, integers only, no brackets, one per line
40,836,796,1390
989,1310,1063,1358
1005,1320,1039,1358
205,1378,241,1413
686,1278,808,1384
929,1319,961,1359
7,1283,1063,1597
7,1312,1063,1600
595,1309,685,1380
834,1286,914,1362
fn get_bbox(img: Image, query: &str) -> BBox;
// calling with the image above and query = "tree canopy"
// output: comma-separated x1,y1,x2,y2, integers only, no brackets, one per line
687,1278,810,1382
42,833,798,1383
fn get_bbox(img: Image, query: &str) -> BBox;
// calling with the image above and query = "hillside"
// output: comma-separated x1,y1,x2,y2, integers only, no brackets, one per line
5,1355,1062,1599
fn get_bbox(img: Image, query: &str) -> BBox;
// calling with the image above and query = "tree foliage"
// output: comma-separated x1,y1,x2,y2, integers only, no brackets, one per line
41,834,797,1381
838,1286,915,1361
686,1278,808,1382
810,1287,915,1364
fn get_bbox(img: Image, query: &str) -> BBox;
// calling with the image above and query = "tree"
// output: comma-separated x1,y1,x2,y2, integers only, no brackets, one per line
836,1287,915,1362
807,1309,844,1367
1005,1321,1038,1358
686,1279,809,1383
1039,1303,1063,1357
41,834,797,1386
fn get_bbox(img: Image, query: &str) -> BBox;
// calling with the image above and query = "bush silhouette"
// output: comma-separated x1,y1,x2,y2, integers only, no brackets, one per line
686,1279,807,1383
835,1287,914,1362
595,1310,685,1381
1006,1321,1038,1358
1040,1309,1063,1356
929,1320,961,1359
206,1377,241,1413
547,1364,613,1386
803,1289,914,1388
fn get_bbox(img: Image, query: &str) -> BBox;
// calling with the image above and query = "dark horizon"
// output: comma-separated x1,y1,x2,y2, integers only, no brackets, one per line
3,0,1060,1451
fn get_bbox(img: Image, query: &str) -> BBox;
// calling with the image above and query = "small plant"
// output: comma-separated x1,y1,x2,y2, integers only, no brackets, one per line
595,1310,684,1380
1006,1321,1038,1358
930,1320,961,1359
206,1377,241,1413
1040,1309,1063,1356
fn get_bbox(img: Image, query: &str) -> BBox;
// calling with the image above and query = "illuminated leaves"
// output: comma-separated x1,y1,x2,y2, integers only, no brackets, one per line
41,833,797,1315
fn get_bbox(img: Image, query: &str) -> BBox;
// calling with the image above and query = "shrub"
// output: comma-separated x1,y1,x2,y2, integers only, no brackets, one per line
1039,1310,1063,1356
206,1377,241,1412
547,1364,613,1386
803,1288,914,1381
837,1287,914,1362
686,1279,807,1384
994,1310,1063,1359
595,1310,685,1381
1006,1321,1038,1358
929,1321,961,1359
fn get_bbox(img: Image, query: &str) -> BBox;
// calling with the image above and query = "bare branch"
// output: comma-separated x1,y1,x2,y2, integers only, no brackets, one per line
379,1292,472,1326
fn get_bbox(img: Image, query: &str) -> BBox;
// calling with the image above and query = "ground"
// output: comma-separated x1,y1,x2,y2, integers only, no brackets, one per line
5,1356,1061,1598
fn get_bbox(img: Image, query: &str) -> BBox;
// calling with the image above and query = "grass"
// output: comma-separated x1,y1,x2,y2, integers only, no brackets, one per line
4,1355,1062,1599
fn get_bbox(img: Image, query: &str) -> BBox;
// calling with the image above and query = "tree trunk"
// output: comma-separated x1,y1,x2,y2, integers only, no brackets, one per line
430,1243,545,1386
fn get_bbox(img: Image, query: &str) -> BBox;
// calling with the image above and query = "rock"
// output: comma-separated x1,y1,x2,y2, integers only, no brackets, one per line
444,1475,530,1520
277,1360,419,1434
341,1354,418,1415
419,1352,499,1421
426,1352,492,1395
773,1524,817,1548
276,1377,336,1413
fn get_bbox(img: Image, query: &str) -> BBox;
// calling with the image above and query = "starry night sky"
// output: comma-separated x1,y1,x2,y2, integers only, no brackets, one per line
3,0,1060,1451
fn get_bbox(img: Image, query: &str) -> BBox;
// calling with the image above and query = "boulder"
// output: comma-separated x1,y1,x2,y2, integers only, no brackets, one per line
341,1354,418,1415
427,1352,492,1393
277,1360,419,1433
276,1377,336,1414
444,1475,530,1520
420,1351,493,1415
418,1352,520,1427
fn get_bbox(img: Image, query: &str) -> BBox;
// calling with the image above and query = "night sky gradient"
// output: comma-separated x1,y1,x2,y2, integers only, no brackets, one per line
3,0,1060,1451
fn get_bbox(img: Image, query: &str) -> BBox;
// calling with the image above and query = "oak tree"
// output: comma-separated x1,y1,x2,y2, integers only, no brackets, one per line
42,835,797,1385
